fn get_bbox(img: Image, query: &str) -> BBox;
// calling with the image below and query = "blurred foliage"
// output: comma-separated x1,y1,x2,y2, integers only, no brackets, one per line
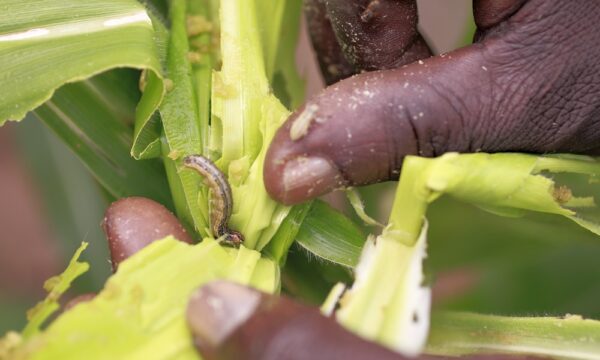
14,116,111,291
0,114,113,335
429,197,600,318
0,301,31,338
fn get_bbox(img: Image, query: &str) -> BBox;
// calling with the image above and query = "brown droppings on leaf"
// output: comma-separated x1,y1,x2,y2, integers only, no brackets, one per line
186,15,213,36
187,51,203,64
553,185,572,204
164,78,174,92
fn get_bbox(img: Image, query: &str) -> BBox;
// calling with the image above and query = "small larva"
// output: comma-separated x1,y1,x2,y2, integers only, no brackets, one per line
183,155,244,246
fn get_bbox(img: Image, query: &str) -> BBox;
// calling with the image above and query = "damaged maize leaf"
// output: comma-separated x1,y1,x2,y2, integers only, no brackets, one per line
157,0,306,253
22,243,90,339
4,237,278,359
0,0,167,139
0,0,173,206
325,152,600,356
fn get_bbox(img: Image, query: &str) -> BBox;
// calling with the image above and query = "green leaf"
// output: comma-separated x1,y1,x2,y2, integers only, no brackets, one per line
427,311,600,359
0,0,164,128
265,201,313,266
10,238,278,359
283,247,353,305
187,0,218,152
323,152,600,356
158,0,207,235
295,200,365,268
345,187,385,227
424,153,600,235
33,77,173,207
387,153,600,247
130,10,169,159
22,243,89,338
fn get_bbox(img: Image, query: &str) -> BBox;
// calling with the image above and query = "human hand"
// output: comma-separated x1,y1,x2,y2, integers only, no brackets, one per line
100,197,402,360
97,3,600,357
264,0,600,205
99,197,544,360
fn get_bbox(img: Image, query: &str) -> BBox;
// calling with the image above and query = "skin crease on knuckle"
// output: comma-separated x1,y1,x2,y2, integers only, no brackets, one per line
323,0,431,71
478,0,600,154
473,0,528,29
303,0,355,85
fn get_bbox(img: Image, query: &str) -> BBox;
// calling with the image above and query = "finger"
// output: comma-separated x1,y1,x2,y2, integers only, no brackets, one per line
264,48,483,204
265,1,600,204
186,281,404,360
323,0,432,71
186,282,545,360
473,0,527,30
102,197,194,270
304,0,356,85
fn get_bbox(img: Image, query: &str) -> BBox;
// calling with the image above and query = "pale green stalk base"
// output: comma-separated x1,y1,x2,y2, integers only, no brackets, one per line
212,0,300,250
333,225,431,356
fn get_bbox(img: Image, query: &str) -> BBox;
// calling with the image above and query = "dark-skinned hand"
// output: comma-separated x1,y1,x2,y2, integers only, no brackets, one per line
99,197,541,360
264,0,600,205
92,1,600,359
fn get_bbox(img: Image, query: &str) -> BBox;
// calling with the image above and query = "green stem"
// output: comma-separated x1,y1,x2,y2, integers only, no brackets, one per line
386,156,431,245
427,311,600,359
159,0,207,235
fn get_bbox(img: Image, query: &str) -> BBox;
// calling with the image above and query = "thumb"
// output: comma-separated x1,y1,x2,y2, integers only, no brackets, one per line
265,1,600,205
264,46,487,204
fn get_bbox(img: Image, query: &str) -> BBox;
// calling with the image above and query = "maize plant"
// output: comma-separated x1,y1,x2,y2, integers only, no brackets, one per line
1,0,600,359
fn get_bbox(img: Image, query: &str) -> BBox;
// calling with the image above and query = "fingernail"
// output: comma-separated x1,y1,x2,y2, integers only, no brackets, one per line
281,156,344,204
186,281,262,349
